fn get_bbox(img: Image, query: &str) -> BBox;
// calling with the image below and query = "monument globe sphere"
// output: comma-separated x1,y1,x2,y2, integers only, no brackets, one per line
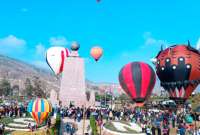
71,41,80,51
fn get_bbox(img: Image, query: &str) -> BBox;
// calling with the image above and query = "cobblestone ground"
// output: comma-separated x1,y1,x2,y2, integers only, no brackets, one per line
61,118,90,135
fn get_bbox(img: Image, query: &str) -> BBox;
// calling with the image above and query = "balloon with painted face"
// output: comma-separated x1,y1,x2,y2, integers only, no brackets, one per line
46,47,70,75
155,41,200,104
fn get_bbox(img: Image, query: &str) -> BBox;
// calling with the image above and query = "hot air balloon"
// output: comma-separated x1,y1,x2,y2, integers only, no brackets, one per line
90,46,103,61
46,47,70,75
27,98,52,125
71,41,80,51
155,41,200,104
119,62,156,107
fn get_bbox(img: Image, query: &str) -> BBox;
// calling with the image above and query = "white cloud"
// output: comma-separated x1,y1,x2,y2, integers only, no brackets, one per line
21,8,28,12
120,32,168,60
196,38,200,50
36,43,46,56
121,52,133,58
143,32,167,46
145,37,157,46
49,36,68,46
0,35,26,48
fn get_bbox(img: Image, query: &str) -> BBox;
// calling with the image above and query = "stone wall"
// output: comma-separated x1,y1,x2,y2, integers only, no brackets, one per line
59,57,86,107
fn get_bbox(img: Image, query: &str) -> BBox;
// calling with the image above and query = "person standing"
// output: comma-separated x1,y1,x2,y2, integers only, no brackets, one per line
0,123,5,135
146,125,152,135
172,115,176,128
179,124,186,135
47,118,51,128
151,124,156,135
109,110,113,121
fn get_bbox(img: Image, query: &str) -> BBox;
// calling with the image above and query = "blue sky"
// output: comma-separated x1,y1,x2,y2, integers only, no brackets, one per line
0,0,200,83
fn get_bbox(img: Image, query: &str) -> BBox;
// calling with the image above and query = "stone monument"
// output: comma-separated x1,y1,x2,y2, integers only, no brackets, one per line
59,42,87,107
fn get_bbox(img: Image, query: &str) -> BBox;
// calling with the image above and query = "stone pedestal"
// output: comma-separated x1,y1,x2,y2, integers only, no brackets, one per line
86,90,96,107
59,57,86,107
50,90,59,107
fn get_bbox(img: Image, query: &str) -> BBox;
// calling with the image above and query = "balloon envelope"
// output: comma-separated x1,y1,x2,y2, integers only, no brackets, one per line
119,62,156,106
155,44,200,104
90,46,103,61
27,98,52,125
46,47,70,75
71,41,80,51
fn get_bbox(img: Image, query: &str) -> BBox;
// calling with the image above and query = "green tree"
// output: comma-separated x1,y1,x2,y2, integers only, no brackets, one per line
24,78,33,97
86,91,91,101
95,92,112,102
0,78,11,96
90,115,97,135
12,85,19,97
32,76,47,98
118,93,132,105
95,92,101,101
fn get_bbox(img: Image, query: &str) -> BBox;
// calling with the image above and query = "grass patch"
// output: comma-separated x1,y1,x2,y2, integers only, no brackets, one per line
118,120,131,126
0,117,14,125
24,119,35,123
11,114,61,135
104,122,118,131
104,121,138,134
11,129,48,135
6,126,28,129
123,126,138,133
11,122,28,125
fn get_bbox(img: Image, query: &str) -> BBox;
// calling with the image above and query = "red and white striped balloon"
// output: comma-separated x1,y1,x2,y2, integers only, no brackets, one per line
46,47,70,75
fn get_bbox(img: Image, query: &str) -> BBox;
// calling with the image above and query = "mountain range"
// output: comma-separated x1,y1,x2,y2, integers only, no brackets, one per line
0,54,123,96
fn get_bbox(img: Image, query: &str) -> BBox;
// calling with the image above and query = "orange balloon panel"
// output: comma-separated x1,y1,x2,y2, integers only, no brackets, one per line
90,46,103,61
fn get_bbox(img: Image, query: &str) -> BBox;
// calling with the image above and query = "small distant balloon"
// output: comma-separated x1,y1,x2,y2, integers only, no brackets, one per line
71,41,80,51
90,46,103,61
46,47,70,75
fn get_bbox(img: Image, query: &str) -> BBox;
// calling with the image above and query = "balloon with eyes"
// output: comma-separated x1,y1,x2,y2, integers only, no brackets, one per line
154,41,200,104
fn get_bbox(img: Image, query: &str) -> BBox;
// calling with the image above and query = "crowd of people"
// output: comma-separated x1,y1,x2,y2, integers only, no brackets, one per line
0,102,27,134
1,100,200,135
0,104,26,118
56,104,200,135
0,102,53,134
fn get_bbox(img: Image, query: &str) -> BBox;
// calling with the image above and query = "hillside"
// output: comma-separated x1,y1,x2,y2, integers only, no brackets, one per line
0,55,60,95
0,55,123,96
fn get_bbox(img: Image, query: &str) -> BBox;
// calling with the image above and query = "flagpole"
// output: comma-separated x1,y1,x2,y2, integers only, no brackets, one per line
82,104,86,135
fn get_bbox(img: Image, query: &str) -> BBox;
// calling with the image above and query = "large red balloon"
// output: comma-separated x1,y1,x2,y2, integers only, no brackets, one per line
119,62,156,106
155,42,200,104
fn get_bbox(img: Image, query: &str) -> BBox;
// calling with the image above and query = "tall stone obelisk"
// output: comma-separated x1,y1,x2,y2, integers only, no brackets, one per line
59,42,86,107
